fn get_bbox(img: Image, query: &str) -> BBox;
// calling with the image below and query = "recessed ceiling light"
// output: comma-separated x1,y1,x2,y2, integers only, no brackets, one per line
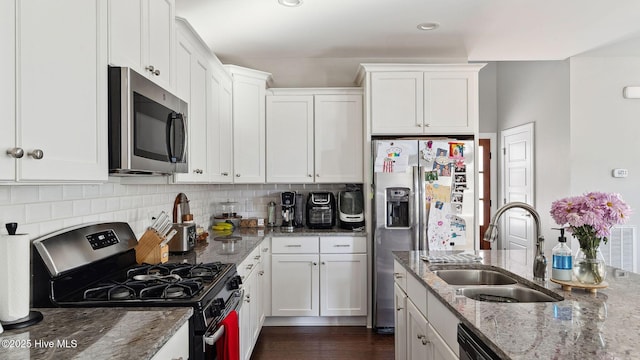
417,22,439,31
278,0,303,7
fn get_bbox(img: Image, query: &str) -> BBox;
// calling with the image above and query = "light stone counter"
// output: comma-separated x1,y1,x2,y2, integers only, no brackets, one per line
169,227,366,266
0,307,192,360
394,250,639,359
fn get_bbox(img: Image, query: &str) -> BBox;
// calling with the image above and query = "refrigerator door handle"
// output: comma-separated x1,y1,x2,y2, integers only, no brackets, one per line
412,166,421,251
418,165,427,251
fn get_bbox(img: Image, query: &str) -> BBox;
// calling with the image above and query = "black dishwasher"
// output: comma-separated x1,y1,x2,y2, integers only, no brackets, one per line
457,323,502,360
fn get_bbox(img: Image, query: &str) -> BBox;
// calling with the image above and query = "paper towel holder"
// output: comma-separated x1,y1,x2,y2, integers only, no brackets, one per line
0,223,44,330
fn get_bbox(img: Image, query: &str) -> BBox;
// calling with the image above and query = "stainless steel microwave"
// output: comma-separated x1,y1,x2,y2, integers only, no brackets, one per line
108,66,188,176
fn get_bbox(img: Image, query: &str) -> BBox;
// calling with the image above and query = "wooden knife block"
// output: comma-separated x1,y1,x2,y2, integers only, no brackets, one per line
135,229,169,265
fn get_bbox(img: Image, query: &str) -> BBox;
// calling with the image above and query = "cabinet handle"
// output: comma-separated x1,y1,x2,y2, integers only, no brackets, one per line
171,357,183,360
417,334,430,345
259,270,264,276
27,149,44,160
193,169,203,174
333,244,350,247
245,294,251,303
236,174,241,177
285,244,302,248
6,148,24,158
222,172,229,176
262,248,269,252
425,123,431,127
396,306,403,311
145,65,160,76
393,272,403,279
254,255,261,260
246,264,254,270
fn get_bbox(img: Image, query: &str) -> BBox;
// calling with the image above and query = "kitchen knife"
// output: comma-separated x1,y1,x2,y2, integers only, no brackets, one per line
149,211,165,231
160,229,178,247
158,221,173,237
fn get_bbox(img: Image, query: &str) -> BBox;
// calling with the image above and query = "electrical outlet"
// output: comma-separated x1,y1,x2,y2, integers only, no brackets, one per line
612,168,629,178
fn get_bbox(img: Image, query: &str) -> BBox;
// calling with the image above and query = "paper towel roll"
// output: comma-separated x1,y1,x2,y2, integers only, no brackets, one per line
0,233,30,322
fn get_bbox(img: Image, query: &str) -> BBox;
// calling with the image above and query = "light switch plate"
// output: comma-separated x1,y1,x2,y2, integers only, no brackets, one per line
612,168,629,178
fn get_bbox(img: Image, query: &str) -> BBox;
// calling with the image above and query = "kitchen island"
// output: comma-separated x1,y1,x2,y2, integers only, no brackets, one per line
0,307,192,360
394,250,639,359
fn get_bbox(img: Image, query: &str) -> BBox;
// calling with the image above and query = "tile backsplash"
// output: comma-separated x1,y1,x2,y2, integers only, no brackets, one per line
0,180,347,240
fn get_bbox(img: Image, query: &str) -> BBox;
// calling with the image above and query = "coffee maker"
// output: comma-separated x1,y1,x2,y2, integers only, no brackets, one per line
281,191,296,232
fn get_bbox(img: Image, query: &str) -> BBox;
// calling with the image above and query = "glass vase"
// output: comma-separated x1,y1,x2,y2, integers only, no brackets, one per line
573,247,606,284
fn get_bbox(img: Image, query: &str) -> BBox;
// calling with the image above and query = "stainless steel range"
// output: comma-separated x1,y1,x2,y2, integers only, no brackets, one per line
31,222,242,360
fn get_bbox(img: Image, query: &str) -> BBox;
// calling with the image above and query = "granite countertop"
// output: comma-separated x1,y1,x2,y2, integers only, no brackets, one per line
169,227,366,266
0,307,192,360
394,250,639,359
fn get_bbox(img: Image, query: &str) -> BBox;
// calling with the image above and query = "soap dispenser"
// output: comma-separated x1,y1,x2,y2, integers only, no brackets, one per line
551,227,573,281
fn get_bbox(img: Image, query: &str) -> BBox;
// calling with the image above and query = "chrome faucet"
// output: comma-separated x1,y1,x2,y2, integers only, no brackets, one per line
484,202,547,281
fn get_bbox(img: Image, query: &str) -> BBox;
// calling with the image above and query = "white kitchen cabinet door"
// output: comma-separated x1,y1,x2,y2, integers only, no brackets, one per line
427,322,459,360
394,283,408,360
229,69,268,184
145,0,174,90
173,29,210,183
108,0,174,90
260,238,272,318
407,300,430,360
314,94,363,183
210,69,234,183
239,268,254,360
150,320,189,360
0,0,15,181
16,0,108,182
271,254,319,316
424,71,477,134
266,95,314,183
319,253,367,316
370,72,424,135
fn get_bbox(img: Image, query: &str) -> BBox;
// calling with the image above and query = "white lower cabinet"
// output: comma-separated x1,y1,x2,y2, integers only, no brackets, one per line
150,320,189,360
394,260,459,360
271,236,367,317
238,245,266,360
394,283,408,360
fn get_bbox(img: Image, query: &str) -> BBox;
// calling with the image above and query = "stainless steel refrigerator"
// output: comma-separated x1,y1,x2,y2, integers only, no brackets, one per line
372,137,475,331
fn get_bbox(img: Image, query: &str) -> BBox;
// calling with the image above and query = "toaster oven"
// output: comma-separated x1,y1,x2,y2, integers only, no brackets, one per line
306,192,336,229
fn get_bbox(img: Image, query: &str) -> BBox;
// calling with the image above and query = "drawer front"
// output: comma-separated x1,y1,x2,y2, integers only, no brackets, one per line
406,272,427,317
320,236,366,253
272,236,319,253
393,260,407,292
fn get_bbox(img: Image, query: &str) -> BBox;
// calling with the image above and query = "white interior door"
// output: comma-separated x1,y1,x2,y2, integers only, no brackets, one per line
500,123,534,266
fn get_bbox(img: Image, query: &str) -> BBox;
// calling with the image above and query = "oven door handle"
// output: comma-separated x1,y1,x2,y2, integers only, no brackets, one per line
203,289,244,346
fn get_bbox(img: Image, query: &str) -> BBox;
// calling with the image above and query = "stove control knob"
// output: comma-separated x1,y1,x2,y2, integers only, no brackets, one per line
208,298,225,318
228,275,243,290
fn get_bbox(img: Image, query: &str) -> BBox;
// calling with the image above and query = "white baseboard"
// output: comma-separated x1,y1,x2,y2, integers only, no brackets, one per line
263,316,367,327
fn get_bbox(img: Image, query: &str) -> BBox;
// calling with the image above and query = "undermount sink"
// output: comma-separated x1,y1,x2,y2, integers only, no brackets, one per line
433,269,518,285
457,286,563,303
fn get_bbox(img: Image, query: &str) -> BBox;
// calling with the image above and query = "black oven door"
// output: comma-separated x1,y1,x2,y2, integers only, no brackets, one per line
203,289,244,360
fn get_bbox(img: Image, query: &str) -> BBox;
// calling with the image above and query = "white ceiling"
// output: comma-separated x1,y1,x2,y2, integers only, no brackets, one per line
175,0,640,62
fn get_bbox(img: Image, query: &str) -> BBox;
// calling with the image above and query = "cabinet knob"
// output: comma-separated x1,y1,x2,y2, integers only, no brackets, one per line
425,123,431,127
145,65,160,76
416,124,422,127
316,174,320,177
6,148,24,158
417,334,430,345
246,264,254,270
254,255,261,260
262,247,269,252
222,172,229,176
236,174,241,177
393,272,403,279
396,306,403,311
194,169,203,174
27,149,44,160
312,262,317,266
259,270,264,276
308,174,312,177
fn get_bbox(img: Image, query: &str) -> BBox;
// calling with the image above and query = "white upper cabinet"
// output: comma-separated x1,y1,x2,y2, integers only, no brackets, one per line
265,89,363,184
173,25,210,183
0,0,15,181
3,0,108,183
210,72,234,183
360,64,484,136
108,0,174,91
314,94,363,183
226,65,271,184
266,95,315,183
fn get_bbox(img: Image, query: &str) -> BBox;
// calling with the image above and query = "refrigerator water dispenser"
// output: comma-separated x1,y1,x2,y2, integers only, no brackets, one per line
386,188,410,228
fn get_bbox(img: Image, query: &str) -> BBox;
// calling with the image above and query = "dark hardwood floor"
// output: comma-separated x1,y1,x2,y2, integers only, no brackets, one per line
250,326,394,360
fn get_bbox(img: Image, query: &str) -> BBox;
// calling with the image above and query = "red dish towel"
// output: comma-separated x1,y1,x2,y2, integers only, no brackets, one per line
216,310,239,360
